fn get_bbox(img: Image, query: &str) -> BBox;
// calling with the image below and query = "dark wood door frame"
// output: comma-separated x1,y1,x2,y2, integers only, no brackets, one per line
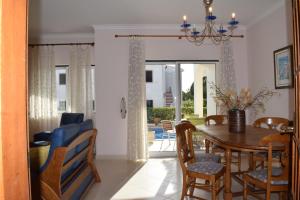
0,0,30,199
292,0,300,199
0,0,299,199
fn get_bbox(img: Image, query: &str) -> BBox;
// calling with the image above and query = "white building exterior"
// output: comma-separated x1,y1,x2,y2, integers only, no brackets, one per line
146,63,216,118
146,65,176,107
194,64,216,117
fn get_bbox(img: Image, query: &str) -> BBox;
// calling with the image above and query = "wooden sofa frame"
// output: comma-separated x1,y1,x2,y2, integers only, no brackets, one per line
39,129,101,200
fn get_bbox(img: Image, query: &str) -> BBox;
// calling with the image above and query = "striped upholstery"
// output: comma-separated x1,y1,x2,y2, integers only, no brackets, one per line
255,151,281,159
188,161,224,175
195,152,221,163
247,168,288,185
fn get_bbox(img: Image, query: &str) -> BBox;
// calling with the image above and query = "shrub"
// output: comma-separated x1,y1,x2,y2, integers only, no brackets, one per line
147,107,154,123
181,106,194,115
151,107,175,121
182,100,194,116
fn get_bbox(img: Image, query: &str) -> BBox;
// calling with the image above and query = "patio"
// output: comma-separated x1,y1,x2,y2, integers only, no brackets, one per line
147,127,206,152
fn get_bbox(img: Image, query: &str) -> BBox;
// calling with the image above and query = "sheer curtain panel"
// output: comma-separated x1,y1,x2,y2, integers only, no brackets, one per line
68,45,94,120
29,46,58,137
127,39,148,161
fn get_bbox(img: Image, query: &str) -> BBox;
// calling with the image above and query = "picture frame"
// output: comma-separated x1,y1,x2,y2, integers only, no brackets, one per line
273,45,294,89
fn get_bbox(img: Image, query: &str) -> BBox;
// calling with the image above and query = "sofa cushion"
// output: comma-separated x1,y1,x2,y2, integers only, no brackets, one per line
79,119,93,133
40,124,81,172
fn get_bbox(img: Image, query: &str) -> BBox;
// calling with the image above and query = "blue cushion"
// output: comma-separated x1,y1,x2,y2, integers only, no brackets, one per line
195,153,221,163
79,119,93,133
61,158,87,184
70,172,94,200
255,151,281,159
40,124,81,172
61,162,88,193
247,168,288,185
60,113,84,126
63,120,93,163
188,161,224,175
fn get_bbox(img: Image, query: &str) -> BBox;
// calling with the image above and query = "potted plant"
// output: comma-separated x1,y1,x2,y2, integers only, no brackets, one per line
210,83,277,133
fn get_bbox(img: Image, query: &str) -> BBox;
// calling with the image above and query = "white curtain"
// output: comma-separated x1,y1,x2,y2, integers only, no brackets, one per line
217,40,237,114
29,46,58,136
217,40,237,91
127,39,148,161
68,45,94,120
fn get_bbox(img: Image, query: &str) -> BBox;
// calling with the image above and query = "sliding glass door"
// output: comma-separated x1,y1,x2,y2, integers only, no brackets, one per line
146,61,217,157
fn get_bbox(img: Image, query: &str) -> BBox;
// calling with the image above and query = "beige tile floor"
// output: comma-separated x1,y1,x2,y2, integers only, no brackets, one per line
85,157,280,200
148,139,177,152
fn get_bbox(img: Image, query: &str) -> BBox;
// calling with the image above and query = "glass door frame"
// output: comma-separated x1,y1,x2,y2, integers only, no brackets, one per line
146,60,218,157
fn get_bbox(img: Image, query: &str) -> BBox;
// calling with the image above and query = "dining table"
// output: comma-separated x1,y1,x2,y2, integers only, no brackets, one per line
196,124,283,200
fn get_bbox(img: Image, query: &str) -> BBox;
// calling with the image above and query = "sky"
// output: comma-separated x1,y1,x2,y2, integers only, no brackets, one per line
181,64,194,92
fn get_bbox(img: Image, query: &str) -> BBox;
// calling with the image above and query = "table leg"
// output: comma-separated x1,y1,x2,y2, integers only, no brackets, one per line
224,148,232,200
205,139,210,153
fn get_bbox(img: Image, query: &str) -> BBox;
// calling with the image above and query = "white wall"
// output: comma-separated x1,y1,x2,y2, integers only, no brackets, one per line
247,1,293,122
94,26,248,157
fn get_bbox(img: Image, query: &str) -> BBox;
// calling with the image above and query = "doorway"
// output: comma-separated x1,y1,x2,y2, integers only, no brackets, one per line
146,61,217,157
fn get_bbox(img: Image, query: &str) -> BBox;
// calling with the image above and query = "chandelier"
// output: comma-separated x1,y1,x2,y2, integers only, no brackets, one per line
180,0,243,45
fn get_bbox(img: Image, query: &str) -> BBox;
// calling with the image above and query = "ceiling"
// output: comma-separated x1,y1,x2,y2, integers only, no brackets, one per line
29,0,284,36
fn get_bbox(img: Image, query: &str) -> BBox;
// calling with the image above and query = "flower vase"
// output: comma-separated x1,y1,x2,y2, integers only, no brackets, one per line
228,109,246,133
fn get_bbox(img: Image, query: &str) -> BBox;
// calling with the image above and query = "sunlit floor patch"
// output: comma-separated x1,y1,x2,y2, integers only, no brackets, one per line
111,158,180,200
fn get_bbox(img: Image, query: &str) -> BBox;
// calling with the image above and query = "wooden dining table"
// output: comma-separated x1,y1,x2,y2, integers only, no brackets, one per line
196,124,283,200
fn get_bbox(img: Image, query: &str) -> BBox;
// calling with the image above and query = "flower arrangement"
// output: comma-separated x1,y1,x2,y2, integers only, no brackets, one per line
210,83,277,113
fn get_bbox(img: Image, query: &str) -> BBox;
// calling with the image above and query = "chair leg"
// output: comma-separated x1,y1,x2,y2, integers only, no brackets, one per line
211,179,216,200
181,176,188,200
243,179,247,200
216,179,220,193
279,191,286,200
266,186,271,200
238,152,242,172
189,177,196,197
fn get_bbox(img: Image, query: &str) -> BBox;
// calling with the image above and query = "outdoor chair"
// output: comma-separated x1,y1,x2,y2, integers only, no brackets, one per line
161,120,176,145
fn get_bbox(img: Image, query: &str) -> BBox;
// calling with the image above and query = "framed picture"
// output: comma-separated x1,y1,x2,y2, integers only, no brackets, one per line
273,45,294,89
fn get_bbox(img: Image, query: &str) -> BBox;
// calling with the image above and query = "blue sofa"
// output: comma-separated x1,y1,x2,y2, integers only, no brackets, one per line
36,119,100,200
34,113,84,142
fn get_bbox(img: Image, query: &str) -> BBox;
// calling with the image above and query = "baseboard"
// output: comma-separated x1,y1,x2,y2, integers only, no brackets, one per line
95,154,127,160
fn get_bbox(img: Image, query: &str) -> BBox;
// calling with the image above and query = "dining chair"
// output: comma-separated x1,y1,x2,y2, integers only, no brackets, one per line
243,133,289,200
205,115,242,172
176,122,225,200
252,117,289,169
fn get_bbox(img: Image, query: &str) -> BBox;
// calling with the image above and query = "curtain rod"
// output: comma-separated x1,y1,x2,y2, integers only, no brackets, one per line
28,42,94,47
115,34,244,39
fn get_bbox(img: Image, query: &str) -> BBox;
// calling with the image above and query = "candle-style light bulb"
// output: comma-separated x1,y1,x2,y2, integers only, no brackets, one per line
193,24,196,31
183,15,187,22
232,12,236,20
209,7,213,14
